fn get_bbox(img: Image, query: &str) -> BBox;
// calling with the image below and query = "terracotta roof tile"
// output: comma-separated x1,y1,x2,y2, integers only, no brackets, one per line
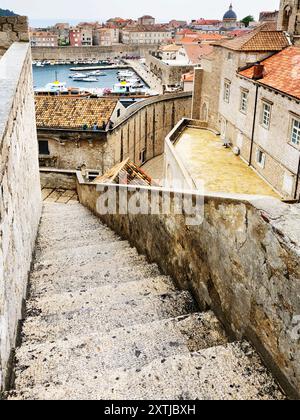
215,28,288,51
35,97,118,129
239,46,300,100
183,44,214,64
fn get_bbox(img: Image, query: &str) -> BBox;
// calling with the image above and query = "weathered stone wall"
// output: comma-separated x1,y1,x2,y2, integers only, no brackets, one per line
40,169,77,190
31,44,159,61
109,93,192,167
0,43,42,393
0,16,29,57
38,129,110,172
38,93,192,172
77,180,300,398
145,53,194,87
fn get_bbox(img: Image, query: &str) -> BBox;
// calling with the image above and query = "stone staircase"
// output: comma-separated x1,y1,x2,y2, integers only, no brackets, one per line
8,203,285,400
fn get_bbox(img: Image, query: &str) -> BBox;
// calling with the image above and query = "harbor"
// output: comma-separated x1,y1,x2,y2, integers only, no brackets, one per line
32,62,156,96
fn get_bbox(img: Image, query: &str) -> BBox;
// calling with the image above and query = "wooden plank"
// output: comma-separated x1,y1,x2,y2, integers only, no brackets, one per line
67,192,79,204
56,190,76,204
45,189,64,203
42,188,54,201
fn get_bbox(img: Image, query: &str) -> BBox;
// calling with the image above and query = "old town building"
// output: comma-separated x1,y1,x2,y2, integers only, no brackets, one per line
93,27,120,46
121,25,172,45
191,22,300,199
30,31,58,47
278,0,300,44
35,96,125,170
138,15,156,26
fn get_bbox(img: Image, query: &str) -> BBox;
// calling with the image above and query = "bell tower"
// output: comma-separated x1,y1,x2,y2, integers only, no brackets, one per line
278,0,300,44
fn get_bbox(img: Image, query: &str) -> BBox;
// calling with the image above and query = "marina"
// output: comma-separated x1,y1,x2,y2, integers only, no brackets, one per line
33,63,152,95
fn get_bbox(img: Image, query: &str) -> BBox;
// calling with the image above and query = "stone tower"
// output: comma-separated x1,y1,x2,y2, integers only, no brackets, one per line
278,0,300,44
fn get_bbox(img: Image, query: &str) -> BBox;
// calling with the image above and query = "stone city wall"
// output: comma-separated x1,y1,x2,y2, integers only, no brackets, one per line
0,16,29,57
31,44,159,61
145,52,194,87
108,92,192,168
0,43,42,394
77,179,300,398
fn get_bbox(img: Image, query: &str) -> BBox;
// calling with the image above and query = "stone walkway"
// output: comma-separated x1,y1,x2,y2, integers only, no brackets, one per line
126,59,164,94
7,203,285,400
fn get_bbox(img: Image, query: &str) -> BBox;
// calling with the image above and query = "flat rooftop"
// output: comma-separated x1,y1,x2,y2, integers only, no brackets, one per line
174,127,279,198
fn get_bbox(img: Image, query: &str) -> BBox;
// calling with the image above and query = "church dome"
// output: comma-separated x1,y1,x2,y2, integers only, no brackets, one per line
223,4,237,20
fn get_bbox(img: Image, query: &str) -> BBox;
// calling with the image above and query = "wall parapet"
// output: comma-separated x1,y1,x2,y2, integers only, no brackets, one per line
76,175,300,399
112,92,193,131
0,16,29,56
0,42,42,394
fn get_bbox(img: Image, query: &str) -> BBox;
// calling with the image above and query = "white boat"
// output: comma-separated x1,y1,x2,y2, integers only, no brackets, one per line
117,70,135,78
69,72,88,79
34,80,68,94
73,76,99,82
36,62,44,67
88,70,107,76
113,81,146,94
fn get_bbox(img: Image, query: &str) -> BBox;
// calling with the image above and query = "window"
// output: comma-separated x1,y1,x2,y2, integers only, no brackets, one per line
261,102,271,129
290,117,300,147
117,108,121,118
39,140,50,155
240,90,248,114
256,149,266,168
223,80,231,103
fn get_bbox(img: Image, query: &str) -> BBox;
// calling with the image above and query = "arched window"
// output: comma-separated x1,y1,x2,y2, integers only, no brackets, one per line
282,6,292,31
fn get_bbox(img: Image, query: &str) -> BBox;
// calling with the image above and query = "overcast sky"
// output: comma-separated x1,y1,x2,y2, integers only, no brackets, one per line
1,0,280,21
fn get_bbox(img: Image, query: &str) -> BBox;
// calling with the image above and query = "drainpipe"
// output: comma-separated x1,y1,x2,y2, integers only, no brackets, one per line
294,153,300,201
249,83,259,166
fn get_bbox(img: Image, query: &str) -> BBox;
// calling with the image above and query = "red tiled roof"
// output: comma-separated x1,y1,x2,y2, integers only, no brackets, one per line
215,29,289,51
239,46,300,99
194,19,221,25
184,44,214,64
177,29,198,35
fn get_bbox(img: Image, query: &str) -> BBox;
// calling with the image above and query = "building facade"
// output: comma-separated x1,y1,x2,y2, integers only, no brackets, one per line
69,28,82,47
138,15,155,26
191,26,300,199
278,0,300,44
30,31,58,47
93,27,120,46
121,26,172,45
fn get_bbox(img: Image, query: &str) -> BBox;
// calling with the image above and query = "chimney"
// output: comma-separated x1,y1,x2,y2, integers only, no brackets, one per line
252,63,264,80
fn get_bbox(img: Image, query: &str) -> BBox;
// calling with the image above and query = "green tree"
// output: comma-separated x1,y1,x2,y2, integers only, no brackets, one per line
241,15,255,28
0,8,18,17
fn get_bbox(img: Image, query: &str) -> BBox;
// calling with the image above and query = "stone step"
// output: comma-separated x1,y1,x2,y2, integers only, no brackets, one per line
36,230,119,251
42,202,85,213
10,341,284,400
30,260,162,297
38,219,107,236
13,312,228,389
27,275,177,317
33,244,142,271
34,240,132,264
21,291,198,344
37,225,118,246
